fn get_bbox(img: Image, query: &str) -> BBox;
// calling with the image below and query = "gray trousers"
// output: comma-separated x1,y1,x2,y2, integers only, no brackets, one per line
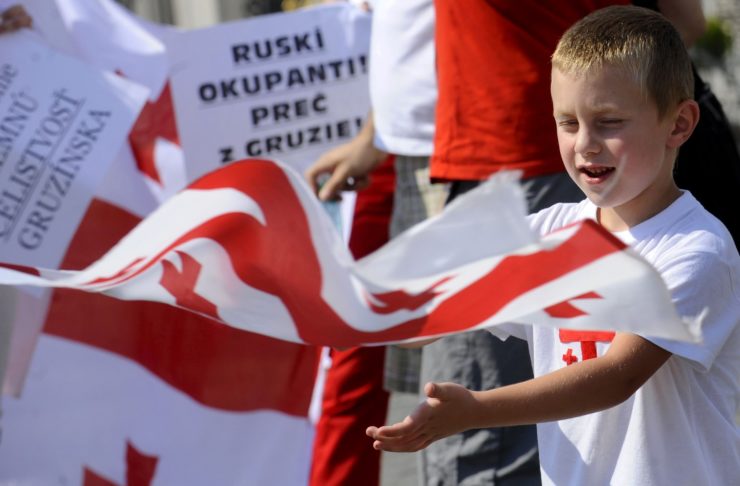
419,171,583,485
383,155,449,393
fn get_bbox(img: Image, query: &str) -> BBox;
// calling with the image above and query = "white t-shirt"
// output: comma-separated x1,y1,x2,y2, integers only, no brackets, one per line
368,0,436,156
498,192,740,485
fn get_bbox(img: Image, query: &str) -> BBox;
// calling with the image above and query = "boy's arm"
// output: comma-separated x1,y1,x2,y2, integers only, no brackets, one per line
367,332,671,452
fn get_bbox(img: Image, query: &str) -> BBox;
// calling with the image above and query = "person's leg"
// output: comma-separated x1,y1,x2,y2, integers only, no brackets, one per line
309,157,396,486
310,346,390,486
384,156,449,394
421,331,540,485
310,155,450,486
419,172,581,485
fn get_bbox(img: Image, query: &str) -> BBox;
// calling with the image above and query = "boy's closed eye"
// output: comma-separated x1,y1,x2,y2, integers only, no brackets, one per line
556,119,579,132
598,118,624,127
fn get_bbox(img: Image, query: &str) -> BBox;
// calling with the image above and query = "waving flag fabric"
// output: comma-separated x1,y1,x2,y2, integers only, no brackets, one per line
0,158,698,345
2,0,175,394
0,4,319,484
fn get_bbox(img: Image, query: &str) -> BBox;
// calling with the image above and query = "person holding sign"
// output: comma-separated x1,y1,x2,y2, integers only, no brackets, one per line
305,1,450,485
0,0,30,445
0,4,31,34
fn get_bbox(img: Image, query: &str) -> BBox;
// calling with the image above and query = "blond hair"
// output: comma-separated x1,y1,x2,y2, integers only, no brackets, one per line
552,5,693,118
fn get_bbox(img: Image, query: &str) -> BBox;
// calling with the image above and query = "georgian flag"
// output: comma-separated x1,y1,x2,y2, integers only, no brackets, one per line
0,158,698,346
1,0,178,394
1,151,320,486
0,3,320,484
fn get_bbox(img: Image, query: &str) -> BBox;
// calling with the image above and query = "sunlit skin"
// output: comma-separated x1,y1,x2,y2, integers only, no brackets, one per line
365,65,700,454
551,65,698,231
0,5,32,34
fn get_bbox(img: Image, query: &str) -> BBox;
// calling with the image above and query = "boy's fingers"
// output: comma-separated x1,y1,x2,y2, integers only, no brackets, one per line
380,427,430,448
373,425,416,442
369,418,434,451
426,381,458,403
366,418,413,439
373,434,429,452
374,416,416,437
427,381,452,398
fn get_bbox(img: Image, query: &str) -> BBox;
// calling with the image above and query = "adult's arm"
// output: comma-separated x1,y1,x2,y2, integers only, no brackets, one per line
304,112,387,201
0,5,32,34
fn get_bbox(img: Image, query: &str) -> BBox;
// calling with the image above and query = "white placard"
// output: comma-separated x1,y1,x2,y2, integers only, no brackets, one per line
0,30,148,268
22,0,170,101
168,4,371,182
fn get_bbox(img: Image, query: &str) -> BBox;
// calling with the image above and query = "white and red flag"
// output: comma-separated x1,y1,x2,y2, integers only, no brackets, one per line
0,3,321,484
0,159,699,346
0,155,321,486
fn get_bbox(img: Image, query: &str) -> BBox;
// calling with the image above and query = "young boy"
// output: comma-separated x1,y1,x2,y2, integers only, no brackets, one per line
366,6,740,485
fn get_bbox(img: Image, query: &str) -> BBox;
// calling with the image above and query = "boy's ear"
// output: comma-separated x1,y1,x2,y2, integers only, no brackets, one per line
667,99,700,149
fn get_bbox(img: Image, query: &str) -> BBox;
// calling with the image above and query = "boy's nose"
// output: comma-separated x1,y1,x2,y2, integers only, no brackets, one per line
574,128,600,157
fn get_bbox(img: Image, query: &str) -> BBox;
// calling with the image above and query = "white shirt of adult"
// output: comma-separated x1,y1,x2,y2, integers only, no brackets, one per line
368,0,436,156
493,192,740,485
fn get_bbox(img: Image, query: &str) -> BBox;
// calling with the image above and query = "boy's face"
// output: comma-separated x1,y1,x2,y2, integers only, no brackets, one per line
551,65,680,230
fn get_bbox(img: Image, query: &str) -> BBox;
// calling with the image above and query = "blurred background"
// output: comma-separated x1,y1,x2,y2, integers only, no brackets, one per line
113,0,740,148
695,0,740,144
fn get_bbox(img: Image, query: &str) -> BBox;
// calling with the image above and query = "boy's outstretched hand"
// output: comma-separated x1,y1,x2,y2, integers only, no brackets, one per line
0,5,32,34
366,381,480,452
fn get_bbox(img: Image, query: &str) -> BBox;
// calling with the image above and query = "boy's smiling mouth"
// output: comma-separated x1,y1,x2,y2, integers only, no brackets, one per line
579,165,615,182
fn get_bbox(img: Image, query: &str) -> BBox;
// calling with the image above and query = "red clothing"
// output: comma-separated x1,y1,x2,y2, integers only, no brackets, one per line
309,156,395,486
431,0,629,181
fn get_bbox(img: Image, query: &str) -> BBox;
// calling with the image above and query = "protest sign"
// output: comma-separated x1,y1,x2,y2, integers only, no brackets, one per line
167,3,371,182
0,30,148,269
22,0,170,100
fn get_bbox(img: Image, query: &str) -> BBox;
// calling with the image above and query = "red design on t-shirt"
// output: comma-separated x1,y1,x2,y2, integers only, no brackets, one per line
559,329,615,364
